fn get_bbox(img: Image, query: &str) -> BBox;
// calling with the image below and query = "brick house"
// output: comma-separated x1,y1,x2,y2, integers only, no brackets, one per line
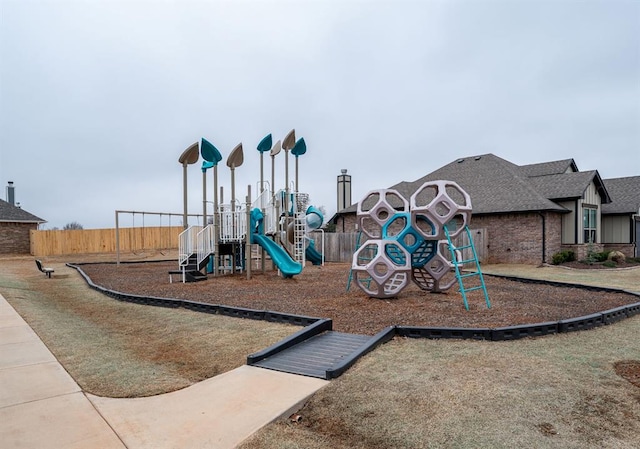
329,154,636,264
0,199,46,255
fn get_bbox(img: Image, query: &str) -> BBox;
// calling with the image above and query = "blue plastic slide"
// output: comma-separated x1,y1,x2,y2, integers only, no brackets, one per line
305,239,323,265
252,233,303,278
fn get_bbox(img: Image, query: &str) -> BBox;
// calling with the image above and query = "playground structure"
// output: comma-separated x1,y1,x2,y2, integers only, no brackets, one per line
175,130,324,282
350,180,490,310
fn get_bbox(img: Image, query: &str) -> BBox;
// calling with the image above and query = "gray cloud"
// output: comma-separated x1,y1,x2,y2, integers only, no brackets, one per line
1,0,638,229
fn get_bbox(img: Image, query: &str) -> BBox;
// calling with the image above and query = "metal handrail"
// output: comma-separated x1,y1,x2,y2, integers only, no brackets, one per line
253,188,271,211
178,225,202,267
218,202,247,243
197,225,215,269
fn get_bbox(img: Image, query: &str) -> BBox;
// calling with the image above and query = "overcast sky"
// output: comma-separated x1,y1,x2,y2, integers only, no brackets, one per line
1,0,638,230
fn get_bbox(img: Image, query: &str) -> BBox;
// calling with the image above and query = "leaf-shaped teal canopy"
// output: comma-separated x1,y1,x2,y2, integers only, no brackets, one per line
201,138,223,164
201,160,214,172
257,134,272,153
291,137,306,157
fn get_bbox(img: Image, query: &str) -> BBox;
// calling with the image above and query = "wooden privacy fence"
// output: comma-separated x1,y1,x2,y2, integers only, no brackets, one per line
454,227,488,265
30,226,183,256
30,226,488,261
310,232,359,263
311,229,487,264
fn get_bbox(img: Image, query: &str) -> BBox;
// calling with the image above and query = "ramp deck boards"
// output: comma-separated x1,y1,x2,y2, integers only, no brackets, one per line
250,331,370,378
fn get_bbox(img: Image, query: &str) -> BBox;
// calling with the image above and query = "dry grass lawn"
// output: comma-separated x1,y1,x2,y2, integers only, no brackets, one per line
2,252,640,447
0,255,298,397
481,263,640,292
241,316,640,449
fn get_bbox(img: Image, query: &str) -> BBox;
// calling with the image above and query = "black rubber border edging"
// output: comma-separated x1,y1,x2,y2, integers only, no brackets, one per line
396,327,491,340
67,263,323,327
68,262,640,343
66,262,640,378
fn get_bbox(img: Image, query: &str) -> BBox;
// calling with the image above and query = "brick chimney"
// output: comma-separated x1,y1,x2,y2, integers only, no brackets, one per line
6,181,15,205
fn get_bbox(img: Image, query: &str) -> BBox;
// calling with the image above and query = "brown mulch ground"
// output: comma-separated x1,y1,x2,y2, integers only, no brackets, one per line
76,261,639,336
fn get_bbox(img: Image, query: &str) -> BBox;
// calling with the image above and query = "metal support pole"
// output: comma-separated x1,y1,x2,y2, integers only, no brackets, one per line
295,156,299,193
260,152,264,194
213,165,219,275
230,166,236,211
182,164,188,229
202,170,207,226
115,210,120,265
246,185,252,280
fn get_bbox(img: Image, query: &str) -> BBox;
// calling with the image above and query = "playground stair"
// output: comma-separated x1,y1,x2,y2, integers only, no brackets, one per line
174,225,209,283
247,320,395,380
170,254,208,283
444,225,491,310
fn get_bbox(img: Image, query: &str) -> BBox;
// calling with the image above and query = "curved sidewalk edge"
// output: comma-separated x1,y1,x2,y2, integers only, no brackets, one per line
0,293,125,448
88,366,327,449
0,293,328,449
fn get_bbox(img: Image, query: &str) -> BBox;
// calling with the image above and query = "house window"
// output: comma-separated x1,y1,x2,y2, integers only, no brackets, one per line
583,206,597,243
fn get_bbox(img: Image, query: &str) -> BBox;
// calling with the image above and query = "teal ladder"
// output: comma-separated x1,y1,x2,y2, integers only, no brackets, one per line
444,225,491,310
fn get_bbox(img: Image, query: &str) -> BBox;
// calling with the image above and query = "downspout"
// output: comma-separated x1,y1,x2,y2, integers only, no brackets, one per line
538,212,546,265
634,211,640,258
574,199,579,244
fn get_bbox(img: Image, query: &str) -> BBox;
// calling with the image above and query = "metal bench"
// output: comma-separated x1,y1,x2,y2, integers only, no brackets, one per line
35,259,55,278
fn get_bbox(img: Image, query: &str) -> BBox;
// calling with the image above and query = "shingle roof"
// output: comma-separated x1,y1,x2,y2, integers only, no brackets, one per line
519,159,578,177
526,170,610,203
399,153,567,214
0,199,46,223
333,153,621,219
601,176,640,214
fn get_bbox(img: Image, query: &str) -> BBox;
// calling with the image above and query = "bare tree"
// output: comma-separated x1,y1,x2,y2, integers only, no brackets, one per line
63,221,84,230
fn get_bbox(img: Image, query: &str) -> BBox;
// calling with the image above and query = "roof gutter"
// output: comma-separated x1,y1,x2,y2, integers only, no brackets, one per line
634,213,639,258
0,219,46,224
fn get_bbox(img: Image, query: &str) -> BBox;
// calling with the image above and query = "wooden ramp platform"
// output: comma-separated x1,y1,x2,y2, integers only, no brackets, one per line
249,331,371,379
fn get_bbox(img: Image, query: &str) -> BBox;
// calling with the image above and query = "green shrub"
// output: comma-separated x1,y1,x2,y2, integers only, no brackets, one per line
603,260,617,268
551,250,576,265
594,251,610,262
551,253,564,265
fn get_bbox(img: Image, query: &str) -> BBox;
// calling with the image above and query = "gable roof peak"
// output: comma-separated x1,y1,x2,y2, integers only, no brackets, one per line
602,176,640,214
520,158,578,178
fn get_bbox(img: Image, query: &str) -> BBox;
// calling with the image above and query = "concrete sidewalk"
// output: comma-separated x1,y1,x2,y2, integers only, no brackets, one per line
0,293,328,448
